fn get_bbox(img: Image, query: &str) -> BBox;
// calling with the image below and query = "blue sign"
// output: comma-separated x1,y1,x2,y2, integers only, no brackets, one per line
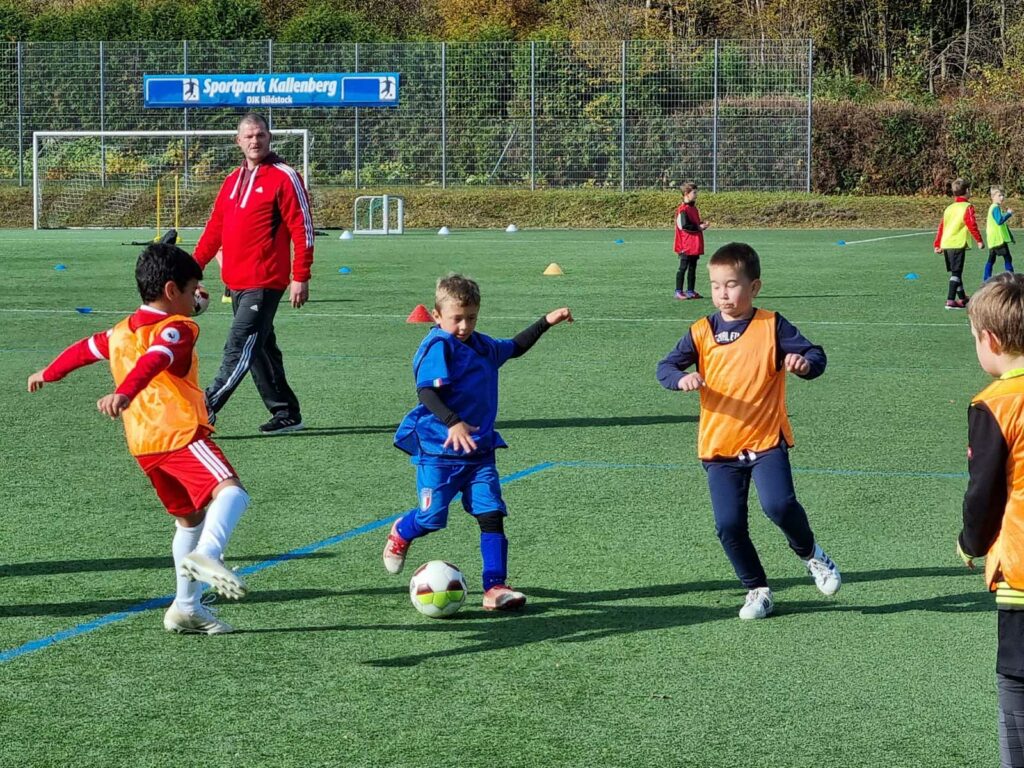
143,73,400,108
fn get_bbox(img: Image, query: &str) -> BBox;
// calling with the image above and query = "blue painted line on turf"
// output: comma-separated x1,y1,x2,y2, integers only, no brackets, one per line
553,460,966,479
0,461,557,665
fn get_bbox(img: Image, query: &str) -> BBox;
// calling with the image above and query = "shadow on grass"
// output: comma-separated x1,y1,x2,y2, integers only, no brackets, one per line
215,414,697,441
0,552,334,578
0,587,345,618
237,566,987,667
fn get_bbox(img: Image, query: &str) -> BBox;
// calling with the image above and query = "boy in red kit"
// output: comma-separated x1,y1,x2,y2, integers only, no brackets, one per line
27,243,250,635
674,182,710,300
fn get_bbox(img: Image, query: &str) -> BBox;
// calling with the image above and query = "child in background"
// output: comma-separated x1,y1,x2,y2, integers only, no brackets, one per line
956,273,1024,767
386,274,573,611
656,242,841,619
934,178,984,309
674,182,710,300
27,243,249,635
986,186,1015,282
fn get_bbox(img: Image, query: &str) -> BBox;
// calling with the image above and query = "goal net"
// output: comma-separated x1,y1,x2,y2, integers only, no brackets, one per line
32,129,310,230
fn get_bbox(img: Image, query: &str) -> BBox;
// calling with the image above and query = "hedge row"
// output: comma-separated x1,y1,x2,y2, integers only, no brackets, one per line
813,101,1024,195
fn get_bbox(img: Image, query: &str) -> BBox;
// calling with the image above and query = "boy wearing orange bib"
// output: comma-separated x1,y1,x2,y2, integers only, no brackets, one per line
956,273,1024,767
657,242,841,619
27,244,250,635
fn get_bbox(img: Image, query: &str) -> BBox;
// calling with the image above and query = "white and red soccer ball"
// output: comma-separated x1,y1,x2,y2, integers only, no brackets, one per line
409,560,467,618
193,286,210,316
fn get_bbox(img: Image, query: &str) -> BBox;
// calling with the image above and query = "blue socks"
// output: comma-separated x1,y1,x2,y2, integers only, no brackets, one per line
480,533,508,591
396,514,430,542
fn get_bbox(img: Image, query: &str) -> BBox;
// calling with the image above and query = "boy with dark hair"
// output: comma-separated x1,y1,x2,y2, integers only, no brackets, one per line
27,243,250,635
656,242,841,619
986,185,1015,282
674,182,710,300
957,272,1024,768
385,273,573,611
935,178,984,309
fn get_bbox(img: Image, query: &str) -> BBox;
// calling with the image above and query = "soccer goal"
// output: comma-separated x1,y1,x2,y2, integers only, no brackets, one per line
32,129,310,230
354,194,404,235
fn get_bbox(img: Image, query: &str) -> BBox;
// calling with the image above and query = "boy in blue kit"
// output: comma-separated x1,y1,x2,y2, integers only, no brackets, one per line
656,242,841,619
385,274,573,611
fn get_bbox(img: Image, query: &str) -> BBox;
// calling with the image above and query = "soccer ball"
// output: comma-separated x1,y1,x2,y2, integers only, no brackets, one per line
193,286,210,316
409,560,467,618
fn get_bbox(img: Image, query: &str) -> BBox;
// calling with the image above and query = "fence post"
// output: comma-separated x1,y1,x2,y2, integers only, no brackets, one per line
182,40,189,187
16,41,23,187
806,39,813,193
441,42,446,189
620,40,626,192
99,42,106,187
712,39,719,193
354,42,359,189
530,41,536,191
267,39,273,131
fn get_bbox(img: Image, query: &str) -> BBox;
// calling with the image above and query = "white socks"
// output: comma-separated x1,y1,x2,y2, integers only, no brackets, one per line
195,485,250,561
172,521,204,612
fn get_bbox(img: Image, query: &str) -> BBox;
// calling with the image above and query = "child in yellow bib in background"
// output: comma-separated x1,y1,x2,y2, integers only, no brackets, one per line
985,185,1015,282
934,177,985,309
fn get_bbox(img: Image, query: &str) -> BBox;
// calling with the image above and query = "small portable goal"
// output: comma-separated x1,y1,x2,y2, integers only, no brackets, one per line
354,195,404,235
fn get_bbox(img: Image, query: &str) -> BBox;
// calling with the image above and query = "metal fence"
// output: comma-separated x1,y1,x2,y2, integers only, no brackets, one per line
0,39,812,191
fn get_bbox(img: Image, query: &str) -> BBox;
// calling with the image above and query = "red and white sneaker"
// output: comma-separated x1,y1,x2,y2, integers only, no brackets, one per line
482,584,527,611
383,521,410,574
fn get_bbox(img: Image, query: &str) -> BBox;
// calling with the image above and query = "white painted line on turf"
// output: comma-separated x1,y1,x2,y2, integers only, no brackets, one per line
838,231,933,246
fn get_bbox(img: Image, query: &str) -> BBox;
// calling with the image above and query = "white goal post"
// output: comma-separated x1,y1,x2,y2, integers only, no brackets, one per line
32,129,310,230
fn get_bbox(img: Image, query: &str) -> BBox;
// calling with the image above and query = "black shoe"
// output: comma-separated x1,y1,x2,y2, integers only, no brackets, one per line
259,414,304,435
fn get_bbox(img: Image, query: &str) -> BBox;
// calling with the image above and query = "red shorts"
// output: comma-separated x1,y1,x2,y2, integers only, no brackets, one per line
136,438,238,517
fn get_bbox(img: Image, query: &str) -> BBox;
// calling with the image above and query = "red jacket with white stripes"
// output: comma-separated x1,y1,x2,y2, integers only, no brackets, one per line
194,152,314,291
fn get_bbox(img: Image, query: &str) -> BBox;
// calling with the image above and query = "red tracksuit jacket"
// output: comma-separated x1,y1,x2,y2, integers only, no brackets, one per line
194,152,314,291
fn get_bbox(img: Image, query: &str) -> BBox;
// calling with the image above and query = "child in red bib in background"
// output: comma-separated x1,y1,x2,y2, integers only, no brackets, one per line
673,181,710,300
27,243,250,635
657,242,841,619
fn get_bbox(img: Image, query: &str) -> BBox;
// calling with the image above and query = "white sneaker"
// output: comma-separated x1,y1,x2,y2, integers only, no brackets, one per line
805,543,841,596
739,587,774,620
180,552,248,600
163,603,234,635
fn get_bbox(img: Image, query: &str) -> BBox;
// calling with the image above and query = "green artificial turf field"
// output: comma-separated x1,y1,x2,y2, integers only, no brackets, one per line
0,227,997,767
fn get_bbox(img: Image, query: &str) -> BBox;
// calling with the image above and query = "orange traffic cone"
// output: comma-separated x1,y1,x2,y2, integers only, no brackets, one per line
406,304,433,323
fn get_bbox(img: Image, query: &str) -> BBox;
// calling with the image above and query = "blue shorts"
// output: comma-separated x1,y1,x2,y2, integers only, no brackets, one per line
414,461,507,530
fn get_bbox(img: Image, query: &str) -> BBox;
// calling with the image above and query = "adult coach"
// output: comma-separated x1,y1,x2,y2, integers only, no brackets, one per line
194,113,314,435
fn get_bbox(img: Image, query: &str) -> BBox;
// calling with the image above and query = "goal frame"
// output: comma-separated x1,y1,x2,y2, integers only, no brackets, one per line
32,129,310,230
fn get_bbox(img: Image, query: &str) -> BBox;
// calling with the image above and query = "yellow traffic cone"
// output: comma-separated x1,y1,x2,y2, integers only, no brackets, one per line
543,263,564,276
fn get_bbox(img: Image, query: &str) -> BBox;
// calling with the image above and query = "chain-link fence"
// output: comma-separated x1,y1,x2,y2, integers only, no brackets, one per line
0,39,812,192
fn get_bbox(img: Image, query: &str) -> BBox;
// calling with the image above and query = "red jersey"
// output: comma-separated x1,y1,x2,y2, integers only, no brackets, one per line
674,202,704,256
194,152,314,291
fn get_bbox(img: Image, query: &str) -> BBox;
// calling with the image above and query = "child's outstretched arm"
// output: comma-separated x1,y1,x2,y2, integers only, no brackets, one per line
508,308,573,359
959,402,1011,567
656,331,703,391
27,330,112,392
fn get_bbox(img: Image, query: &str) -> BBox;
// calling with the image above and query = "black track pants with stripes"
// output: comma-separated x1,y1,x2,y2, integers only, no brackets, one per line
204,287,301,420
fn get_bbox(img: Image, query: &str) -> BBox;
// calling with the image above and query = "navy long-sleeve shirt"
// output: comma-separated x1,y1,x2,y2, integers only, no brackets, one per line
656,311,826,390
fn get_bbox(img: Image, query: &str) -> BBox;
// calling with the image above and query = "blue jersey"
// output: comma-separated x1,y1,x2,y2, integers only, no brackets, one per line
394,327,517,462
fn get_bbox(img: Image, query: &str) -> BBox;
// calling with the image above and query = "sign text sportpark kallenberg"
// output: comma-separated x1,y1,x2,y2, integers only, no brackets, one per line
143,73,400,108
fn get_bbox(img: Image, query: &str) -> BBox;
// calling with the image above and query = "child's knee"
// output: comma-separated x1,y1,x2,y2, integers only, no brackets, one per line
475,511,505,534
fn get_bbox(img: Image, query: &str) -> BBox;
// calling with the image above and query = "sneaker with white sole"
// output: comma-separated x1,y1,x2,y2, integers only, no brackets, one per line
739,587,774,620
805,543,841,596
259,414,304,435
163,603,234,635
482,584,527,611
180,552,248,600
383,521,410,574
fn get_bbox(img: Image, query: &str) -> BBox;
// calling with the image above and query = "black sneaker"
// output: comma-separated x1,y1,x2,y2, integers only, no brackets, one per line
259,414,304,435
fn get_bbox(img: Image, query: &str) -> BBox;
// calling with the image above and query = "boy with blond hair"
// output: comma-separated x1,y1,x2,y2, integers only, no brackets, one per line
656,242,841,619
27,244,250,635
385,274,573,610
957,272,1024,767
934,178,985,309
985,186,1015,282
